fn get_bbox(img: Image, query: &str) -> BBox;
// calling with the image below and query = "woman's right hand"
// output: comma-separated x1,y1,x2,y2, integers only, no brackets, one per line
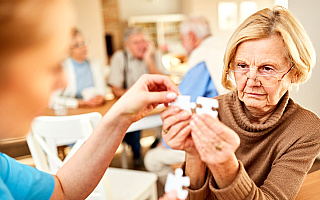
161,106,198,156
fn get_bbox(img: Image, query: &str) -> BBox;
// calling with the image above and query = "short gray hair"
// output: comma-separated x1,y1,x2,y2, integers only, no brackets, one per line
123,26,144,43
179,15,211,39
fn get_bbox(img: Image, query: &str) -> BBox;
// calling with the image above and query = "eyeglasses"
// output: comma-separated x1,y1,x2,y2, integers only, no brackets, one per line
227,65,294,87
71,40,89,49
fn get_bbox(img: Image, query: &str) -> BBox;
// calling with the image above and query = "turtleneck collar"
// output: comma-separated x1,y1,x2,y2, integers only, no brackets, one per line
220,91,297,137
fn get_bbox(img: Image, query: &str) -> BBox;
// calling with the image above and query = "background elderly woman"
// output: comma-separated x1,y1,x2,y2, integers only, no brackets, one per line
51,29,106,108
161,6,319,200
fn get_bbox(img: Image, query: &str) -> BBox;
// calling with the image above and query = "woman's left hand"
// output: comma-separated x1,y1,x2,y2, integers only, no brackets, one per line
190,114,240,166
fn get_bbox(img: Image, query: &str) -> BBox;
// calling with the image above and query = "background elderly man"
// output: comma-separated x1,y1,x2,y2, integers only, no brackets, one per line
108,26,167,167
144,15,225,185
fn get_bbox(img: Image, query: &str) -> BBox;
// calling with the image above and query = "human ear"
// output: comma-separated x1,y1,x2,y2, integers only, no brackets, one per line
291,72,299,83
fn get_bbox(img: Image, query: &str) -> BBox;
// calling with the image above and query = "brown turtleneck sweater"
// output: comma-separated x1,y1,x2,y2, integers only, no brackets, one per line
185,91,320,200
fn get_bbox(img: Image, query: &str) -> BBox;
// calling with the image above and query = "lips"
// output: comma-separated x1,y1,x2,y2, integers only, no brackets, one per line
245,92,265,98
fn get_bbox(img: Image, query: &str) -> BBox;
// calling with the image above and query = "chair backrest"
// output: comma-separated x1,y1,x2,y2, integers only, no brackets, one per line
27,112,113,200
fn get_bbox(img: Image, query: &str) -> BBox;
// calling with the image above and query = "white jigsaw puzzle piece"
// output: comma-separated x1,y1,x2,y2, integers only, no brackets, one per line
170,95,192,114
171,95,219,118
165,168,190,200
195,96,219,118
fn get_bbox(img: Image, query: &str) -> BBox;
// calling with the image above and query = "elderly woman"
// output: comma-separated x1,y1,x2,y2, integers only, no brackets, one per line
161,6,320,200
51,29,106,108
0,0,179,199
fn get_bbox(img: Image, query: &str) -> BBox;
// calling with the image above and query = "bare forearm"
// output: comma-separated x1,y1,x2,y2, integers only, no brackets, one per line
53,105,132,199
185,153,207,189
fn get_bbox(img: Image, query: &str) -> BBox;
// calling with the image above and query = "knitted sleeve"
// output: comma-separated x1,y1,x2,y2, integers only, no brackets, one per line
209,128,320,200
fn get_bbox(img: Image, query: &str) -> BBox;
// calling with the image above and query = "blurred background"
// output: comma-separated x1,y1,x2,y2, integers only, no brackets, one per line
72,0,320,117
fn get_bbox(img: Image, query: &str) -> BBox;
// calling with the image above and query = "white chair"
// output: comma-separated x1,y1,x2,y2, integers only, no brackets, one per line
120,113,163,169
26,112,158,200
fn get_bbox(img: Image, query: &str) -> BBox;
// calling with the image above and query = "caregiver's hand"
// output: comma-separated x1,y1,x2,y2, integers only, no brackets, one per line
114,74,179,123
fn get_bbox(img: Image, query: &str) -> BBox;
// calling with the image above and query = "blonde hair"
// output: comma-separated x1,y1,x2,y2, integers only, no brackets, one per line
222,6,316,91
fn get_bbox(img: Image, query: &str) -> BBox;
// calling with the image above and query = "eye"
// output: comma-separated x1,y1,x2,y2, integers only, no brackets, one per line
236,63,249,70
260,65,275,75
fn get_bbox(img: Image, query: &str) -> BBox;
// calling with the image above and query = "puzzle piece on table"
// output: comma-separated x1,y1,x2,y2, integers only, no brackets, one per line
165,168,190,200
171,95,219,118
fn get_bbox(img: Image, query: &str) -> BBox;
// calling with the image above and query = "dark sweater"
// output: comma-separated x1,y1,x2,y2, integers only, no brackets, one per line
185,91,320,200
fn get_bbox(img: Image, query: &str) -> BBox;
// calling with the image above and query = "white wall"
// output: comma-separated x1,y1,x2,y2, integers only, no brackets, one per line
289,0,320,116
70,0,107,65
183,0,275,49
118,0,183,20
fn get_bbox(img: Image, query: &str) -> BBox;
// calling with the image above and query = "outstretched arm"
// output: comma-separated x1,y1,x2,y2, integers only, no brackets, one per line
50,74,179,199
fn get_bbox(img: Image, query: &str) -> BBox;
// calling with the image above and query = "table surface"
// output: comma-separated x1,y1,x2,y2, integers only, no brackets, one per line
43,98,165,117
295,169,320,199
0,98,165,144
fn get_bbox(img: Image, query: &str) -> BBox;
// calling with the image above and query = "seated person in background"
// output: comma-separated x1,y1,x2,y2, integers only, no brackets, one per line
180,16,227,96
108,26,167,98
108,26,167,167
144,15,223,185
50,28,106,108
162,6,320,200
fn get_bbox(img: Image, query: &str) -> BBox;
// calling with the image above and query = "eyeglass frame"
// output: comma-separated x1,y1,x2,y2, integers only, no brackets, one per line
226,64,295,87
70,40,89,49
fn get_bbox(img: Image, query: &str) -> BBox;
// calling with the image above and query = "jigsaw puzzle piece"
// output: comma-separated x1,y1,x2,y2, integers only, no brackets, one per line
170,95,193,114
165,168,190,200
195,97,219,118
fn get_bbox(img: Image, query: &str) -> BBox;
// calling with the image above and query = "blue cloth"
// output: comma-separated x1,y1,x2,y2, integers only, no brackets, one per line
71,59,95,98
178,62,219,102
0,153,55,200
162,62,219,148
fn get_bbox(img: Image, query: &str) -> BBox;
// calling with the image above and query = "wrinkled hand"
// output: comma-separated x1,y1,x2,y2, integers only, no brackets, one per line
115,74,179,123
161,106,198,156
190,114,240,165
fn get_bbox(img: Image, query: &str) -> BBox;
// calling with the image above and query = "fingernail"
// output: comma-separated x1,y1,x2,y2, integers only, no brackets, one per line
190,120,195,127
167,92,177,100
173,107,180,112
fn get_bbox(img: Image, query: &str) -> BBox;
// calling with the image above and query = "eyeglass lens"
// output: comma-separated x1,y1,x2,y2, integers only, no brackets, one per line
230,71,279,87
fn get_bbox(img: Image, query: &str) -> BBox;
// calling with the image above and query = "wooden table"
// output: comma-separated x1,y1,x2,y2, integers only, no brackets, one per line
43,98,116,116
43,98,165,117
296,169,320,199
0,99,166,158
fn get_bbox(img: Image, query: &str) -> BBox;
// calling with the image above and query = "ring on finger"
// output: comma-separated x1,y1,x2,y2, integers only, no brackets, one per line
213,141,225,151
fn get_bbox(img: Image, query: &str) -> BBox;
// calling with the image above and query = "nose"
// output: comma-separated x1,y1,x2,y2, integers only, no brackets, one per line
246,69,261,86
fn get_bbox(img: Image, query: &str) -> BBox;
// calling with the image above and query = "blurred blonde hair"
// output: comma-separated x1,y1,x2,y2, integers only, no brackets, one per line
222,6,316,91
